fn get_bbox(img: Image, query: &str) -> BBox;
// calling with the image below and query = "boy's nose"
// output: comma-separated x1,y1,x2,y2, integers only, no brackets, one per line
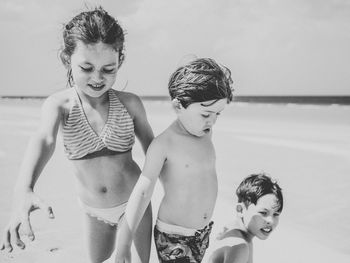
266,216,274,225
207,114,217,126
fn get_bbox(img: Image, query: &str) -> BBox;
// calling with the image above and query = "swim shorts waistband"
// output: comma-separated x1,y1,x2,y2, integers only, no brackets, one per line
156,219,213,236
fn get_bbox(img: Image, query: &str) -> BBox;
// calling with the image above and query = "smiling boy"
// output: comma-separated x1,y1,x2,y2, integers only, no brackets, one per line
208,174,283,263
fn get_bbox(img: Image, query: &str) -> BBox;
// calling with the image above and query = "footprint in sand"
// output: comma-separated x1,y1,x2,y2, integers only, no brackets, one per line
48,247,59,253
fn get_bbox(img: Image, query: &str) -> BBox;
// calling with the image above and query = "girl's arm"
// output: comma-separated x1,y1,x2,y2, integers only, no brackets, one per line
0,95,62,252
116,91,154,154
132,96,154,154
114,138,166,263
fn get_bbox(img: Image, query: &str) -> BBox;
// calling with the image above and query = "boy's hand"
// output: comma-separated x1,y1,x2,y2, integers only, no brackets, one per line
216,226,229,240
114,244,131,263
0,192,54,252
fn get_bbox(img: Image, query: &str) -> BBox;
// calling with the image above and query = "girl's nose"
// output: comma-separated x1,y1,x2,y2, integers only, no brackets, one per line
91,71,104,83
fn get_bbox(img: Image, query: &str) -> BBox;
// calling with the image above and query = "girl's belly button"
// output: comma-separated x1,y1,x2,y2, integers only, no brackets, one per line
99,186,108,193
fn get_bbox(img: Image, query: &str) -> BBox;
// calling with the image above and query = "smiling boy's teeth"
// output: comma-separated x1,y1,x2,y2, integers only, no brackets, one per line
262,227,271,232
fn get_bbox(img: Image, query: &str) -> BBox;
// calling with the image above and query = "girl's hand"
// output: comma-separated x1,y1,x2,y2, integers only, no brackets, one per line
0,191,54,252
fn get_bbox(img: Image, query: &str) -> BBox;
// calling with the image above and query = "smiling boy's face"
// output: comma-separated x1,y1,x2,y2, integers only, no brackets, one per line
239,194,281,240
175,98,227,137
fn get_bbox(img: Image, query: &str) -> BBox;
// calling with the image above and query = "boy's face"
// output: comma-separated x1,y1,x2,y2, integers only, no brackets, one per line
240,194,281,240
176,98,227,137
70,41,119,98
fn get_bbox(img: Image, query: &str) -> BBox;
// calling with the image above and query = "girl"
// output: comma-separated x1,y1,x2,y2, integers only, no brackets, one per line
0,7,153,263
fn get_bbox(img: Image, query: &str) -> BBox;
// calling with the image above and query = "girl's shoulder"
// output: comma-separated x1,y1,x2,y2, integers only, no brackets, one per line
45,89,74,109
113,89,144,118
42,89,76,119
113,89,141,105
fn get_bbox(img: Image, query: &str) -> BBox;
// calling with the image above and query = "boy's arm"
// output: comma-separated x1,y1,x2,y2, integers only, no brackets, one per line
0,96,61,252
224,243,249,263
115,138,166,262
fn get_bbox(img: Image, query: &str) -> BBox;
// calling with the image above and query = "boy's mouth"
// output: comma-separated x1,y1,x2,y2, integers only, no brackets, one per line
260,226,272,234
203,128,211,133
88,84,105,91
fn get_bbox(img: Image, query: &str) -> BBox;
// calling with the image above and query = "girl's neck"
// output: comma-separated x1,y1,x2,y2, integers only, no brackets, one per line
74,87,109,108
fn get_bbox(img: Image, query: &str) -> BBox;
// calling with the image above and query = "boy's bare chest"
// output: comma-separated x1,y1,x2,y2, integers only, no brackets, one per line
168,138,216,165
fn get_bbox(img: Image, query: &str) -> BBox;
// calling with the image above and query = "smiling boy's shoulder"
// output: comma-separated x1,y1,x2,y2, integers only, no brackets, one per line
209,231,250,263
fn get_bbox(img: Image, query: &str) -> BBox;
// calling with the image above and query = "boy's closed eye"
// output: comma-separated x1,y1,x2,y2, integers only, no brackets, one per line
201,112,221,118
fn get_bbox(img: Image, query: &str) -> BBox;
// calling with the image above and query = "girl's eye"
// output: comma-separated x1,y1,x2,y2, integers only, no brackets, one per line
259,211,268,216
216,112,221,116
273,213,280,217
103,68,116,74
201,114,210,118
80,66,93,72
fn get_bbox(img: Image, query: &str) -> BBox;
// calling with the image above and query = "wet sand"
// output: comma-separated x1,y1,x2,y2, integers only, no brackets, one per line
0,99,349,262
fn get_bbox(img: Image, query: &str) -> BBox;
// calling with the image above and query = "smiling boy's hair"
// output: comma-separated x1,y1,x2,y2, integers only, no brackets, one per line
236,173,283,213
168,58,234,108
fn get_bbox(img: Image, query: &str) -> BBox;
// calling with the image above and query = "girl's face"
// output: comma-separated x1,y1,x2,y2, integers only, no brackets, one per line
240,194,281,240
70,41,119,98
176,98,227,137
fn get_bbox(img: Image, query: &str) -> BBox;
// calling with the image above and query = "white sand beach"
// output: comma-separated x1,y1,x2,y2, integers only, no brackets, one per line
0,99,349,263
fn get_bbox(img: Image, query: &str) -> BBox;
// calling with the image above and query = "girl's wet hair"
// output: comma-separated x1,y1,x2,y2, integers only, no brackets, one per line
60,6,125,86
168,58,234,108
236,173,283,213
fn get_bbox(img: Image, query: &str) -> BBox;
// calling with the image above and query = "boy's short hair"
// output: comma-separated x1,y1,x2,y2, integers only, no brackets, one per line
168,58,234,108
236,173,283,213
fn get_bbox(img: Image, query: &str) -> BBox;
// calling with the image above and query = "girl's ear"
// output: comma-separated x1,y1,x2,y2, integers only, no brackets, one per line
172,98,182,110
60,51,71,68
118,52,125,68
236,203,244,218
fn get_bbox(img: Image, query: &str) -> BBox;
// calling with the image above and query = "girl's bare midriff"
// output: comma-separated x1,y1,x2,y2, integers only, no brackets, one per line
72,150,141,208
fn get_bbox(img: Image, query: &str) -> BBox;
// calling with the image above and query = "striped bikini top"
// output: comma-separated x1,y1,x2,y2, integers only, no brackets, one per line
62,89,135,160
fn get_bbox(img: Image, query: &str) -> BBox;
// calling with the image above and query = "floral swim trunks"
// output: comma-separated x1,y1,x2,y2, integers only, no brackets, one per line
154,219,214,263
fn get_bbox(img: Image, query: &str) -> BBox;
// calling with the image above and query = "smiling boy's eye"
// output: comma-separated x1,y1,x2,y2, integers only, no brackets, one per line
259,211,268,216
201,114,210,118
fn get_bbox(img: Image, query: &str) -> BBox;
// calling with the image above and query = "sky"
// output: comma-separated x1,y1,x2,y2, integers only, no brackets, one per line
0,0,350,96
